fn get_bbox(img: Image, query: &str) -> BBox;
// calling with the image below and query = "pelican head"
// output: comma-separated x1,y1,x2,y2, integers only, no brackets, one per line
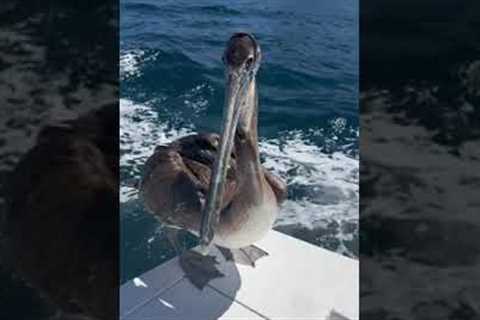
198,32,262,252
224,32,262,74
223,32,262,133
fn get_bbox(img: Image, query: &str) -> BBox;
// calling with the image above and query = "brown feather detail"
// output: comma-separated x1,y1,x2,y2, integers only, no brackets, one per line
170,133,238,205
140,133,239,233
141,147,201,230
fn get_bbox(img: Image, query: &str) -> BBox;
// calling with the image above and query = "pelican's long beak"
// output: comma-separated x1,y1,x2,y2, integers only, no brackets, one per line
198,69,253,254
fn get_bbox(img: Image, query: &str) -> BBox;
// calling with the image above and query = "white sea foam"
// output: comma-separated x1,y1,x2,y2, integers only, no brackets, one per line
120,49,159,80
259,134,358,229
120,98,193,175
120,98,359,233
120,49,145,79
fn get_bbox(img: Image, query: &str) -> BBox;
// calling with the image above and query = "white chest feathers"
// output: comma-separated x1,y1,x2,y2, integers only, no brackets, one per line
214,200,279,249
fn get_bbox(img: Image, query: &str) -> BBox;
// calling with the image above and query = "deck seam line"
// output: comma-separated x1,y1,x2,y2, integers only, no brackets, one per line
207,284,271,320
121,275,186,319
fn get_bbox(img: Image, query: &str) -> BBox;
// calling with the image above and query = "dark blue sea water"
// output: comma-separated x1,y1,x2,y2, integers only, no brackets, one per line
120,0,358,283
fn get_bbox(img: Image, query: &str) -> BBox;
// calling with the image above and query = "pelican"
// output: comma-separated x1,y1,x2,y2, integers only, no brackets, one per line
140,33,287,288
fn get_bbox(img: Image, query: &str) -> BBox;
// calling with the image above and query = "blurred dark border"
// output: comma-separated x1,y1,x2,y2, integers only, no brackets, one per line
361,0,480,319
0,1,118,319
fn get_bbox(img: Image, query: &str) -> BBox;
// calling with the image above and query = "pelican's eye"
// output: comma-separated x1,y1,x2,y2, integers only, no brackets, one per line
245,56,254,69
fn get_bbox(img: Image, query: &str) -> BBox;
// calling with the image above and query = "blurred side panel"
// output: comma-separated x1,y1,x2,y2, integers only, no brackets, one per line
360,0,480,319
0,0,118,319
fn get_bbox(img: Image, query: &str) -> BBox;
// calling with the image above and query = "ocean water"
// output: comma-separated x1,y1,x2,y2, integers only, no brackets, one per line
120,0,359,283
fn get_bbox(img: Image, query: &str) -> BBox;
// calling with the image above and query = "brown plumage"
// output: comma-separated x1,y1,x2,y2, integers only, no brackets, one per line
140,132,287,236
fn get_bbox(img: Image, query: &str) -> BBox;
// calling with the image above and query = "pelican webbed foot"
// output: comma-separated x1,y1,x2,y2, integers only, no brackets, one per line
218,245,268,267
179,249,225,290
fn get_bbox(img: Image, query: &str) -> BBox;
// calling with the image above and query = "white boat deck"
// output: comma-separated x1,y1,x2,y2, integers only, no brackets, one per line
120,230,358,320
